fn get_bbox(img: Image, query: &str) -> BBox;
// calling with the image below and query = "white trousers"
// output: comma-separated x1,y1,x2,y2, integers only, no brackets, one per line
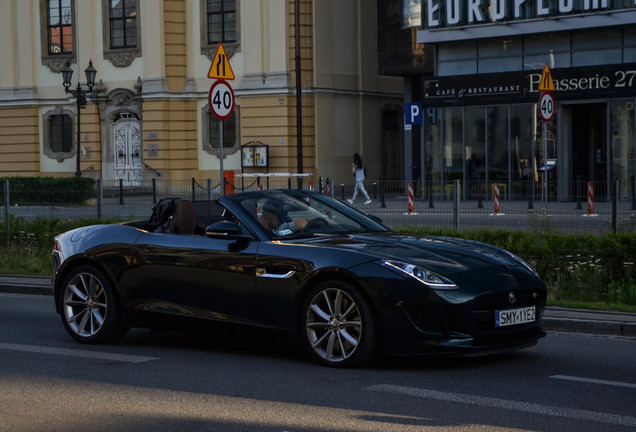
352,180,370,201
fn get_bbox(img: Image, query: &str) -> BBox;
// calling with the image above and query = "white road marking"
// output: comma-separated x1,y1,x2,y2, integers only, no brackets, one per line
365,384,636,427
551,375,636,389
0,343,158,363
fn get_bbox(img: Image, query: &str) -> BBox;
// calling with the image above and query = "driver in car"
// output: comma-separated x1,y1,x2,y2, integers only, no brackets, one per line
259,199,325,236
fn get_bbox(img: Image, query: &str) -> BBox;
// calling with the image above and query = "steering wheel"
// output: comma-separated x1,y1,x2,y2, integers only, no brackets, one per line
300,217,328,234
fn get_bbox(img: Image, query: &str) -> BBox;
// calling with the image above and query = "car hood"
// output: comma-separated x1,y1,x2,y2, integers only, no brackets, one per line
300,232,541,286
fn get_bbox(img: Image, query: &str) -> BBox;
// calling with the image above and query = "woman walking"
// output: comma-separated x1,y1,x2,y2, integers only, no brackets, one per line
347,153,371,205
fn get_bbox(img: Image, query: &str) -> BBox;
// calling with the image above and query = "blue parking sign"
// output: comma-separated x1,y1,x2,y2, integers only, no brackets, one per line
405,103,422,125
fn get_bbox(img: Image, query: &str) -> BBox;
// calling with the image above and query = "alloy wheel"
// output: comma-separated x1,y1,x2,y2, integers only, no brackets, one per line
305,287,363,364
63,271,109,339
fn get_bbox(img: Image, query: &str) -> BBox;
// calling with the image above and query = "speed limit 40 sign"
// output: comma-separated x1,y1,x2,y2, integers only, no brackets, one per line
539,91,555,122
209,79,235,120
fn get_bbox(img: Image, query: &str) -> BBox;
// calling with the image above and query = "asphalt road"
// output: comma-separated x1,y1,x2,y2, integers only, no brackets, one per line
1,292,635,432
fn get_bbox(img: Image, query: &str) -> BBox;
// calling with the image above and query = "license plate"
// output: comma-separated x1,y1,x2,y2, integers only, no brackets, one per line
495,306,536,327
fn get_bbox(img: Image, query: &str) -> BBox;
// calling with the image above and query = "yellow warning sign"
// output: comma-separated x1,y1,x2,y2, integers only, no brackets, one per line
208,43,235,80
539,64,555,91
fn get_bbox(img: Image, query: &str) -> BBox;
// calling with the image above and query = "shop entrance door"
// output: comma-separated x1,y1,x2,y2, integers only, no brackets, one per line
568,103,608,199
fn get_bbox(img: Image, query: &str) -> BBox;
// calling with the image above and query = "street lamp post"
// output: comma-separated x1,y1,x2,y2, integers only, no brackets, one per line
62,60,97,177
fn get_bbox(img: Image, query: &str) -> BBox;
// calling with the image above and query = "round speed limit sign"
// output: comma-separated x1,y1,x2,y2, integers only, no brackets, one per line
539,91,555,122
208,79,235,120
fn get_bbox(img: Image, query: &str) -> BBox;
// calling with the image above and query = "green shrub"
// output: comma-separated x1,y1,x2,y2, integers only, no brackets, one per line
0,176,95,204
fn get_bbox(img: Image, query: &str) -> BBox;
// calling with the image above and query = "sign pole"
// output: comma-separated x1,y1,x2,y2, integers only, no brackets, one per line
207,43,235,197
538,64,556,203
219,121,224,196
543,122,547,202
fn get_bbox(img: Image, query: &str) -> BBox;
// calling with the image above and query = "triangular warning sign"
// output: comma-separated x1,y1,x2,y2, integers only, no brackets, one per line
539,64,555,91
208,43,235,80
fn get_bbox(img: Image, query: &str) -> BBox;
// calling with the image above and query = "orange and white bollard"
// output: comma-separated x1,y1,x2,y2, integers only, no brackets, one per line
584,181,598,217
490,183,504,216
404,183,416,215
309,181,314,192
494,183,500,214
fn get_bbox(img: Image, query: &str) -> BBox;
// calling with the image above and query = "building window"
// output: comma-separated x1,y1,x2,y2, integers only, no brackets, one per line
202,106,240,157
43,107,75,162
200,0,240,62
50,115,73,153
47,0,73,54
102,0,141,67
40,0,76,72
402,0,421,28
207,0,236,44
109,0,137,48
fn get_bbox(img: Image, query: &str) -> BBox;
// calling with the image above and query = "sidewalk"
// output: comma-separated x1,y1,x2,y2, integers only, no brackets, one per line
2,274,635,338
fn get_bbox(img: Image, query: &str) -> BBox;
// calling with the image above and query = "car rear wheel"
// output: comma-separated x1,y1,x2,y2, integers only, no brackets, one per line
60,266,123,344
302,280,376,367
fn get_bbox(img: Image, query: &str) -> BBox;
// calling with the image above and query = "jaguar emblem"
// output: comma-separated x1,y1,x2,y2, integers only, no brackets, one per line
508,292,517,305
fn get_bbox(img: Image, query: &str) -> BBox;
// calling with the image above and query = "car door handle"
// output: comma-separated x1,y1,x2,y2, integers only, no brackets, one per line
255,268,295,279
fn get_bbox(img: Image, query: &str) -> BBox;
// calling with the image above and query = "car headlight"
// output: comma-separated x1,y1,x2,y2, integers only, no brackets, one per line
381,260,458,290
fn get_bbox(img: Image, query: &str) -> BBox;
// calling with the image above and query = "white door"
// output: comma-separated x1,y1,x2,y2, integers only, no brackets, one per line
114,118,142,186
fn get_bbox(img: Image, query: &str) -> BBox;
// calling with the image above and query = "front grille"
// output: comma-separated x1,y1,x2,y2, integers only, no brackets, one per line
472,289,546,333
405,289,546,340
473,289,546,311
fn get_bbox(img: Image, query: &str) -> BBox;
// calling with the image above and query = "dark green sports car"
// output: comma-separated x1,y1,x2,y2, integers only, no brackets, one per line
53,189,546,367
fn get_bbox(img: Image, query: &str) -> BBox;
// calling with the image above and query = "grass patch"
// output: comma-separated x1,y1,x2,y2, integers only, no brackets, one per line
548,299,636,314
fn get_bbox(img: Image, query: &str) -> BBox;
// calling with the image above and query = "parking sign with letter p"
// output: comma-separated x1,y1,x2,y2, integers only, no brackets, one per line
405,103,422,125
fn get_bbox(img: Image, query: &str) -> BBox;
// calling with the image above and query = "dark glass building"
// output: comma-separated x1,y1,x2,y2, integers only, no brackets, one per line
380,1,636,201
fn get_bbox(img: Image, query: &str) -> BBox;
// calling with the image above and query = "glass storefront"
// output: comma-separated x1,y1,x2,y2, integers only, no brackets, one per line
423,100,635,202
611,100,636,200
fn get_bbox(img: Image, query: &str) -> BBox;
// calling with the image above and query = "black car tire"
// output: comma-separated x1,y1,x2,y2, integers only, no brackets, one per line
302,280,376,367
60,265,124,344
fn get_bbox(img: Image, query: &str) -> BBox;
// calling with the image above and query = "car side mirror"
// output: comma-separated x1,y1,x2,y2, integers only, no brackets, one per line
205,221,251,240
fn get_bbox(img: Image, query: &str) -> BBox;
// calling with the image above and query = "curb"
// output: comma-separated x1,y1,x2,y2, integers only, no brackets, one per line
542,317,636,338
0,275,52,297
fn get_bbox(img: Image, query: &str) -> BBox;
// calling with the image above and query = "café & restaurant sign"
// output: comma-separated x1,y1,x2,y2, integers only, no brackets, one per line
424,63,636,106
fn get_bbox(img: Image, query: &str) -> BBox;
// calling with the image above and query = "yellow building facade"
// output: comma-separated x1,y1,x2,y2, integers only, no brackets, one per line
0,0,403,186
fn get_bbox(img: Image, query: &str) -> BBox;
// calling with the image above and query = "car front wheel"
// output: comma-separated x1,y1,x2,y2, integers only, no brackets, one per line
302,281,376,367
60,266,124,344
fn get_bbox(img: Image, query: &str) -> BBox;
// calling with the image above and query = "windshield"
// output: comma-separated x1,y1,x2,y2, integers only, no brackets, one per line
225,189,389,239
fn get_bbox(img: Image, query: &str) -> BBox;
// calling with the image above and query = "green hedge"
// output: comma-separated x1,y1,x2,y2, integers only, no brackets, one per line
0,177,95,205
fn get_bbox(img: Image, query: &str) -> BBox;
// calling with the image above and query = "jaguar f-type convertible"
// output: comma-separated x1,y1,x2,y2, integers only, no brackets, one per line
53,189,546,367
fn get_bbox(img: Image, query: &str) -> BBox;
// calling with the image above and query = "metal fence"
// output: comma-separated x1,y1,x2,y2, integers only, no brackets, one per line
2,177,635,234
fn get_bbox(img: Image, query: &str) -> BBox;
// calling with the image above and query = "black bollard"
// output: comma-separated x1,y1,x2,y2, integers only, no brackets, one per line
632,176,636,211
380,177,386,208
477,180,483,209
576,175,582,210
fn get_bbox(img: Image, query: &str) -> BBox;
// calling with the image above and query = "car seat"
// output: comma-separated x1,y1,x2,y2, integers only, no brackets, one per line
170,199,201,235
